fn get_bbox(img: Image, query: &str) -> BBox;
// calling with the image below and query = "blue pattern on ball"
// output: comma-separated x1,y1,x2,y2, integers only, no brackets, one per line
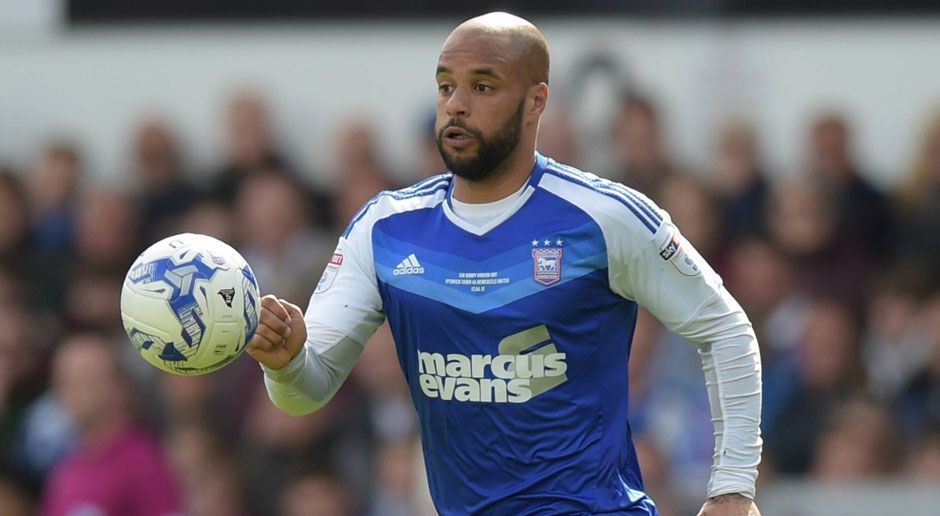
241,266,260,347
129,253,221,352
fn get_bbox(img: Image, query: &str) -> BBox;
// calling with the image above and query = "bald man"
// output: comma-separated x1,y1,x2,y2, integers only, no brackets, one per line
250,13,762,516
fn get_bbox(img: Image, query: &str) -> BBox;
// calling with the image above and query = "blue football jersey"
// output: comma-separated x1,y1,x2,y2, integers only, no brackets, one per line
306,153,749,514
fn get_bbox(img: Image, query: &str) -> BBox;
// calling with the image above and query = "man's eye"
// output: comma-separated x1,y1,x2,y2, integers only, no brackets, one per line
475,84,493,93
438,84,453,94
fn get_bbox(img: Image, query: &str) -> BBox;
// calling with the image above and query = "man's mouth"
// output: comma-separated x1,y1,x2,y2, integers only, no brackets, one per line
443,127,475,146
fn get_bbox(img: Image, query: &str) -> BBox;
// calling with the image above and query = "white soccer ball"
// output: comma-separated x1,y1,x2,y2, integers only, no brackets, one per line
120,233,260,376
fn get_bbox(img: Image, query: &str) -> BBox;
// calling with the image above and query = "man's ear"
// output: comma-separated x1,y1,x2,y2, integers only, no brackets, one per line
527,83,549,122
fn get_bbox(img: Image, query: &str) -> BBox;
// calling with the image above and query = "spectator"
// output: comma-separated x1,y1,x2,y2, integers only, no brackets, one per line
74,189,140,276
332,120,397,229
415,111,446,177
0,267,22,306
0,304,45,471
764,299,866,474
212,88,289,203
27,142,82,256
862,272,932,401
235,170,332,302
336,119,395,187
610,93,675,200
812,399,899,482
767,175,874,301
0,474,35,516
806,112,893,265
186,457,250,516
175,196,239,247
895,294,940,437
62,267,123,332
903,433,940,482
709,118,769,244
165,423,248,516
157,372,216,428
130,117,198,242
41,333,182,516
538,107,582,168
0,170,35,280
369,439,420,516
896,110,940,281
279,471,357,516
241,381,346,515
657,174,721,261
349,324,415,444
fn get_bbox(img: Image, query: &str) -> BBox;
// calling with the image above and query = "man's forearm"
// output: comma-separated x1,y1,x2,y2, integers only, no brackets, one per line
697,307,762,498
675,290,763,499
262,322,364,416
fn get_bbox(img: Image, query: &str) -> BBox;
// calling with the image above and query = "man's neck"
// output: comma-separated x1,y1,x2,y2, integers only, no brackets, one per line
452,149,536,204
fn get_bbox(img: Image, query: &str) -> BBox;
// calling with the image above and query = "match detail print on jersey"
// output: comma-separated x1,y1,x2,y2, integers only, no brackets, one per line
373,228,600,314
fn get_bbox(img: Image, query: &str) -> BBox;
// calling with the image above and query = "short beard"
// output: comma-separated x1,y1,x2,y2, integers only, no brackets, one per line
436,97,525,183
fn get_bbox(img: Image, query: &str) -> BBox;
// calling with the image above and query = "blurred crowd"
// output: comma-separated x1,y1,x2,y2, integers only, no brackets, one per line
1,85,940,516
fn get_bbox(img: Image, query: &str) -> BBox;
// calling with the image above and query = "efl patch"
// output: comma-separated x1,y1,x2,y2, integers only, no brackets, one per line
532,247,563,286
658,230,701,277
315,250,344,294
659,234,680,261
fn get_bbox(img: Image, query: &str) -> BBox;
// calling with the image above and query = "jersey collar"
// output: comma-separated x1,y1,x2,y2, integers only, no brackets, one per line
442,152,547,237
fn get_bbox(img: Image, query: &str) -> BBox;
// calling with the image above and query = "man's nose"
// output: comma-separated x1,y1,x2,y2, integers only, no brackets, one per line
445,87,470,118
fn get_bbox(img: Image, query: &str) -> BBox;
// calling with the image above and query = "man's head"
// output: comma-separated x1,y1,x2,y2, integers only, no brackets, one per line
809,113,853,181
435,12,550,182
225,88,274,169
613,94,664,176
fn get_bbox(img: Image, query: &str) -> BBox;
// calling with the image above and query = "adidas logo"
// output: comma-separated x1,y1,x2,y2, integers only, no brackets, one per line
393,254,425,276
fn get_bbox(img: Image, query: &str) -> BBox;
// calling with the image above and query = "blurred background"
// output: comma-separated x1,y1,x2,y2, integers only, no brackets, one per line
3,1,940,515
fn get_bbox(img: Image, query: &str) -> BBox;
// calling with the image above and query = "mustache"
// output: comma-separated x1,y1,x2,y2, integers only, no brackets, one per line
437,119,484,141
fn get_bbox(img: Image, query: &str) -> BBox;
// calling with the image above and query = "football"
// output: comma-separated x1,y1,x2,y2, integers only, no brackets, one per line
120,233,260,375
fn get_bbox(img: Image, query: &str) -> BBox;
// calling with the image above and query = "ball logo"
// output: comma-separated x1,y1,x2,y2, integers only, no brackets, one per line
217,288,236,308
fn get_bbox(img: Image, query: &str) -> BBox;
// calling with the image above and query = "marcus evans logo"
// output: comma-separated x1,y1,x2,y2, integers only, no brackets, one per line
417,325,568,403
394,254,425,276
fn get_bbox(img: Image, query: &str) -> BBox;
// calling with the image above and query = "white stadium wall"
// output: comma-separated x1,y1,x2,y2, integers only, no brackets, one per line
2,19,940,190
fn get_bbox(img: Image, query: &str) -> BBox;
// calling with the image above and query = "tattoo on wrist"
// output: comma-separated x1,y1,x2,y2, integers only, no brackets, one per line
708,493,750,504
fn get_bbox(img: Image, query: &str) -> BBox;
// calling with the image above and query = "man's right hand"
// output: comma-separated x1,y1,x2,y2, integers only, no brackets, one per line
246,295,307,370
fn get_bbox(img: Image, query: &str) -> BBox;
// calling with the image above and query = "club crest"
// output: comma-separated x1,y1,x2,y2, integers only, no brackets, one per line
532,247,563,286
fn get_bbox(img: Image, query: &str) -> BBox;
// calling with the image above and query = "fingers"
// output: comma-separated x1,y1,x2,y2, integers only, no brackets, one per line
248,331,280,353
259,295,293,342
282,299,304,321
255,318,288,345
254,294,306,348
260,306,291,338
261,295,291,323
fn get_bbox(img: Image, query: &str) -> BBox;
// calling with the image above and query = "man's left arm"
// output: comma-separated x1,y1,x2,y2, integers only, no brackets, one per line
610,218,762,513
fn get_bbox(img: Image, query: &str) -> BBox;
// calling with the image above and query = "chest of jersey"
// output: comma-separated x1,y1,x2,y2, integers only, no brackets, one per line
372,189,610,320
372,190,629,399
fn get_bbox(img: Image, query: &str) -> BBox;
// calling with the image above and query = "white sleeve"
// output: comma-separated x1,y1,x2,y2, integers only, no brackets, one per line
261,321,365,416
262,217,386,415
305,232,385,345
612,219,763,500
